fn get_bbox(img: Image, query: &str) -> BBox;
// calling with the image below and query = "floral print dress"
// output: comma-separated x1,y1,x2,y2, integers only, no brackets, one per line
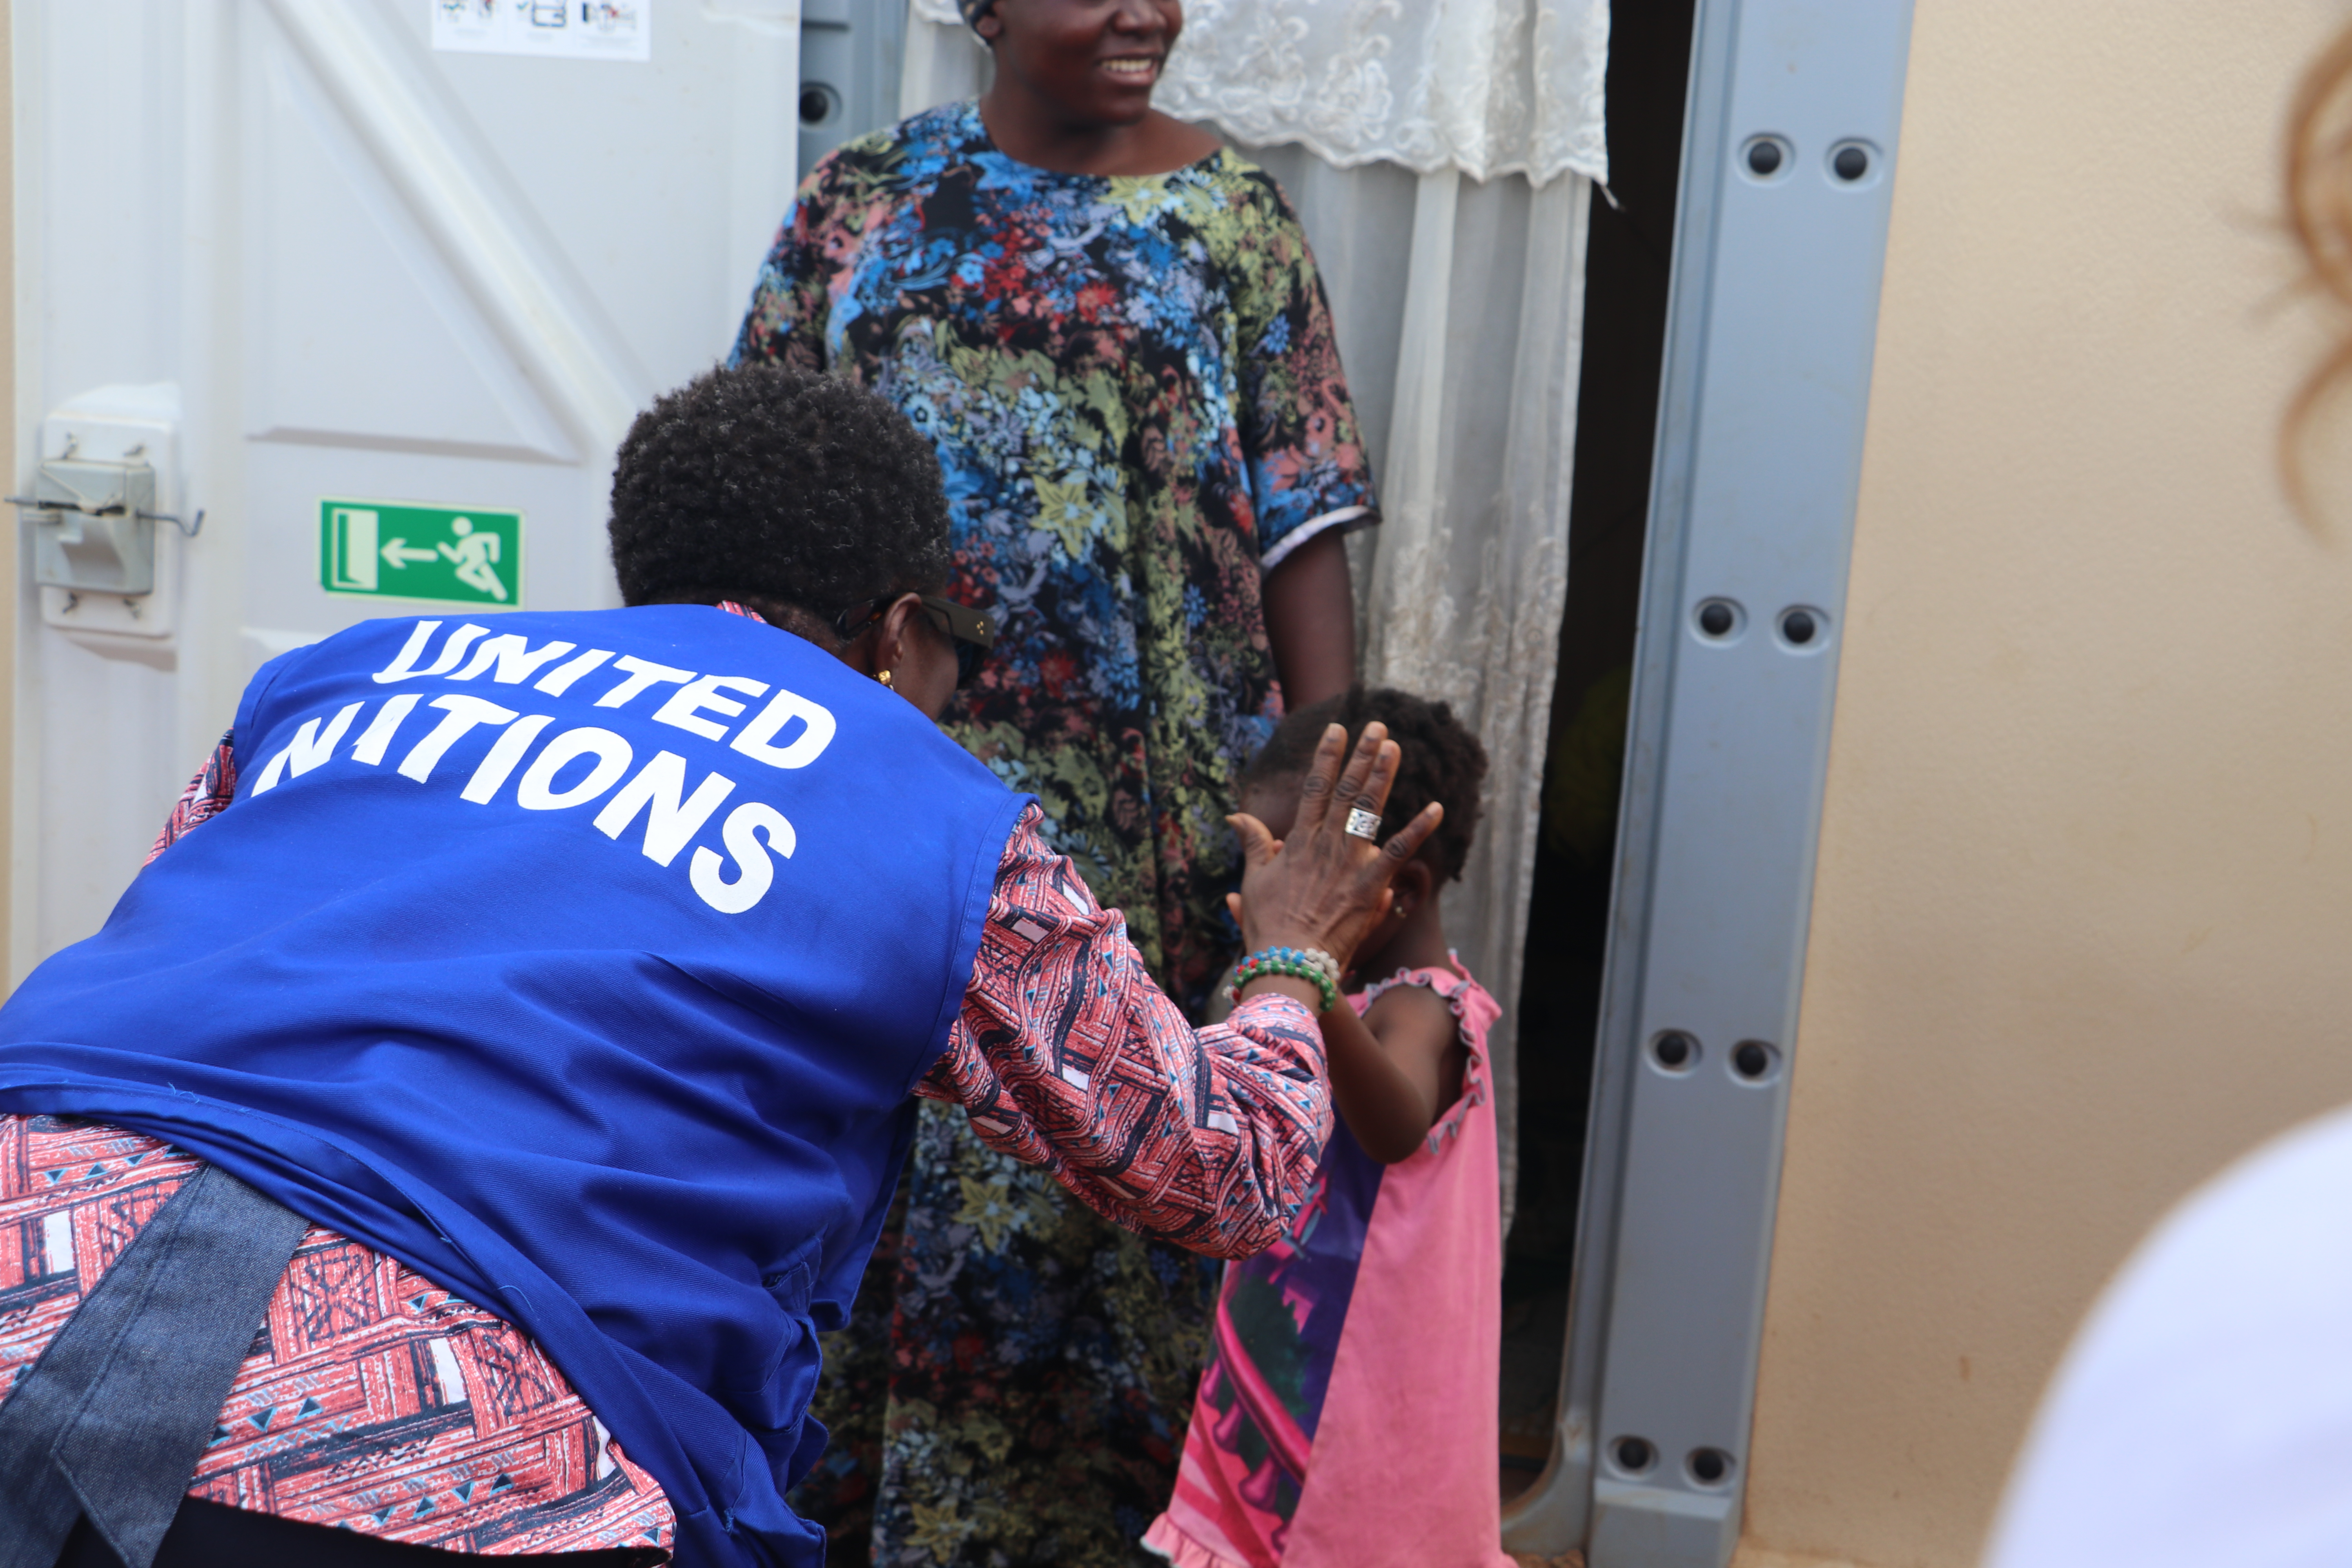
730,103,1375,1567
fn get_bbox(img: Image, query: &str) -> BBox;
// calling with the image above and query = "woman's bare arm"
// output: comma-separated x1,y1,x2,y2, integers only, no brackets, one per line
1263,530,1357,709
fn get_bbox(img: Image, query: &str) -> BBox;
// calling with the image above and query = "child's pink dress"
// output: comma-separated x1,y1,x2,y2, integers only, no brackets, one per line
1144,958,1516,1568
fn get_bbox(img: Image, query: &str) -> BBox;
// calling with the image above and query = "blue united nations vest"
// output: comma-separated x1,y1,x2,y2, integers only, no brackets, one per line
0,605,1029,1568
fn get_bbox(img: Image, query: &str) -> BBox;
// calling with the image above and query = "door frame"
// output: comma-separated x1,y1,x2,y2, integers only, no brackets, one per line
1503,2,1917,1562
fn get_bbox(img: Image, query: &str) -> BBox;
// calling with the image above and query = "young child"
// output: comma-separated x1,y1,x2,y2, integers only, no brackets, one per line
1145,686,1517,1568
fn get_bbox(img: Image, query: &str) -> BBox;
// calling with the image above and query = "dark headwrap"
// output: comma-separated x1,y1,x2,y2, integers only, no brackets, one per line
958,0,997,32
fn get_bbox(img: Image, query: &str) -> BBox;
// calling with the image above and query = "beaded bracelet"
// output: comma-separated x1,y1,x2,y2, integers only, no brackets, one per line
1227,945,1341,1013
1247,946,1340,994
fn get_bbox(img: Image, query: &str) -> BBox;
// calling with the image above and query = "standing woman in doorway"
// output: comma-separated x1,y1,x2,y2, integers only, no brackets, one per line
730,1,1374,1562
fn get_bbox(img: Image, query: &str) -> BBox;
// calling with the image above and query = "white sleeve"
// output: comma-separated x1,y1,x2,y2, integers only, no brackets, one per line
1983,1101,2352,1568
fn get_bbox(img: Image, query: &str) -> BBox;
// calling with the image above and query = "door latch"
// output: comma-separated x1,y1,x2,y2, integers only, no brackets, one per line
8,443,201,598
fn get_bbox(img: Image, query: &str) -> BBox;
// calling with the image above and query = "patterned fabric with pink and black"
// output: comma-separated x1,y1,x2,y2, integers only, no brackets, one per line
0,1115,675,1553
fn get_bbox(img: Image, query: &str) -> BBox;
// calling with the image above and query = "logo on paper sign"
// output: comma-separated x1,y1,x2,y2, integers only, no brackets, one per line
321,499,523,608
432,0,650,60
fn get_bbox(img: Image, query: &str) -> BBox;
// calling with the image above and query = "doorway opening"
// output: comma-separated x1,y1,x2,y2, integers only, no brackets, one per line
1501,0,1700,1504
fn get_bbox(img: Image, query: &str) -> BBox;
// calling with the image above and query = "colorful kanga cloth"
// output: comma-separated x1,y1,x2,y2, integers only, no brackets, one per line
1145,961,1517,1568
733,103,1376,1568
729,99,1375,1012
870,1100,1222,1568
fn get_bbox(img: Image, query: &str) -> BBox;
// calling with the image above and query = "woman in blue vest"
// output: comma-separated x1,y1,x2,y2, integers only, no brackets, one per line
0,366,1432,1568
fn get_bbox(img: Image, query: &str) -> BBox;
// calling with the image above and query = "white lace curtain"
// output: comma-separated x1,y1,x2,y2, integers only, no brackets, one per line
900,5,1607,1231
906,0,1607,188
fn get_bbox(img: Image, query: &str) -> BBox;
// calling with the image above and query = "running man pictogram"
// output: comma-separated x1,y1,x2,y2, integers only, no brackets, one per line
437,516,507,602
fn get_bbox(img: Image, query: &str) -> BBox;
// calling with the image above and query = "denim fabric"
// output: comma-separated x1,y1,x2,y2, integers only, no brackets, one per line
0,1165,307,1568
55,1495,667,1565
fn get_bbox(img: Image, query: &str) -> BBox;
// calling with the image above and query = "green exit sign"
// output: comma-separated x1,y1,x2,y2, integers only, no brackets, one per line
319,497,524,608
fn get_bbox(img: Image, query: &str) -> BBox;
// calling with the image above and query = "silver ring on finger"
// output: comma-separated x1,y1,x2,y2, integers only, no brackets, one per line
1345,807,1382,840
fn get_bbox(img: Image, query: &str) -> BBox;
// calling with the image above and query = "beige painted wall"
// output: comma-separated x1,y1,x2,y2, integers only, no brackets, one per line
1737,4,2352,1566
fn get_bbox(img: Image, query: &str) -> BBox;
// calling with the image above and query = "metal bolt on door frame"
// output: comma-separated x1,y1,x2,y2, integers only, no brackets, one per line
1502,3,1916,1564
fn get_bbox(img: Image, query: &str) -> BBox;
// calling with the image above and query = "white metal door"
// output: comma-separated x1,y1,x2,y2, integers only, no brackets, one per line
11,0,801,974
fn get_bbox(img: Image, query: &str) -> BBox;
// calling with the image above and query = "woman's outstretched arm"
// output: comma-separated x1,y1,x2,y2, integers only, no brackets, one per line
918,805,1332,1260
923,723,1437,1258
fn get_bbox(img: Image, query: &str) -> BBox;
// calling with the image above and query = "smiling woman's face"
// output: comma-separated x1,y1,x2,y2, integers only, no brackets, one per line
984,0,1184,127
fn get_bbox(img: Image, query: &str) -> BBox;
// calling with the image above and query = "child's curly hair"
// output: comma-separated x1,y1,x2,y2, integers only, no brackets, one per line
1243,684,1488,883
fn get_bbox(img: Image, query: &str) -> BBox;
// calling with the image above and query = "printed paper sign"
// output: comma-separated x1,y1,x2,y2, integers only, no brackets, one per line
432,0,651,62
321,499,524,609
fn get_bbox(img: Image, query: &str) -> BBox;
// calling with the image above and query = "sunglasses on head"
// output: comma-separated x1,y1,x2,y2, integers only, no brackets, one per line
832,593,996,688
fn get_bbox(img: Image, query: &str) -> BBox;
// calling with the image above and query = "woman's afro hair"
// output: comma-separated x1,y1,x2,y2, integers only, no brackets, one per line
608,363,950,622
1243,684,1489,883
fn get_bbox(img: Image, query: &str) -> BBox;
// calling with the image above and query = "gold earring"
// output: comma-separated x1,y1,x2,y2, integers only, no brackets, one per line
877,668,893,688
